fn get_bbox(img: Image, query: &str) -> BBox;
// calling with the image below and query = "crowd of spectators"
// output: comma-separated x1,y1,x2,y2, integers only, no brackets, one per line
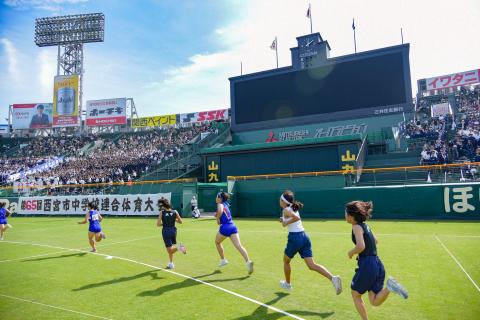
403,86,480,165
1,123,217,189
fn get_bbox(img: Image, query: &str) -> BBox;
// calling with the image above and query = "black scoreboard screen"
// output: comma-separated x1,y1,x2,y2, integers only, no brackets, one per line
233,52,407,125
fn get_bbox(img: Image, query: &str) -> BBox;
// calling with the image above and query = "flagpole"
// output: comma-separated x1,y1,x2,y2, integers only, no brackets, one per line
309,3,313,34
275,36,279,68
240,61,243,75
353,18,357,53
401,28,404,44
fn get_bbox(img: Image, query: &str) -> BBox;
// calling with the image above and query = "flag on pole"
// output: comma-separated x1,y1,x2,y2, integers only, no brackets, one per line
270,38,277,50
352,18,356,30
306,4,311,18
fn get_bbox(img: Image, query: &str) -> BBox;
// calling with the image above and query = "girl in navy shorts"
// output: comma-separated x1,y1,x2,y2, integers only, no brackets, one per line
157,199,186,269
0,202,13,241
279,190,342,294
214,192,253,274
346,201,408,320
78,203,106,252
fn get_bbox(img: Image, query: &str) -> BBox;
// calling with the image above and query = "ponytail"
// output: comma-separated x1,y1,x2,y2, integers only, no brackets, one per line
345,201,373,223
281,190,304,211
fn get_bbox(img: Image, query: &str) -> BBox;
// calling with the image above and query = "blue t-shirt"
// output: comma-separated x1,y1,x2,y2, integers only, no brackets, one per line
0,208,6,220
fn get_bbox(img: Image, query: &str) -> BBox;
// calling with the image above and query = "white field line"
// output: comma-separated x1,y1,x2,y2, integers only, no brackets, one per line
0,293,112,319
0,235,159,263
0,240,305,320
434,235,480,293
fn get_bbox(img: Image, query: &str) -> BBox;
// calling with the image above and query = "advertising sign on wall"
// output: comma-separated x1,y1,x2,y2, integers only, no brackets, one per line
12,103,53,129
53,74,80,127
86,98,127,126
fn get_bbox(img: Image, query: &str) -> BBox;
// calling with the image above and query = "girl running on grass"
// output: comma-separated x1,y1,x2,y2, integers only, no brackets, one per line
157,198,186,269
279,190,342,294
78,202,106,252
0,202,13,240
345,200,408,320
214,192,254,274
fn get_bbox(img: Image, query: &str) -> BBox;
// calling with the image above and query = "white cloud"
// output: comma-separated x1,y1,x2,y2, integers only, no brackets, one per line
37,48,56,92
135,0,480,116
4,0,88,12
0,38,19,82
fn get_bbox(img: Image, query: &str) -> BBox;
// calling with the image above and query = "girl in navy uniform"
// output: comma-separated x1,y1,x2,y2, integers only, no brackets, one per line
78,203,106,252
346,201,408,320
279,190,342,294
157,199,186,269
214,192,254,274
0,202,13,240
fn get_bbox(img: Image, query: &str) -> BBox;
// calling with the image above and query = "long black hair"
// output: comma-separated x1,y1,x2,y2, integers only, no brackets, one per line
282,190,304,212
345,201,373,223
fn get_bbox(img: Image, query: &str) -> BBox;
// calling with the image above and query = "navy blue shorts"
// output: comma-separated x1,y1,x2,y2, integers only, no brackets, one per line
351,255,385,294
219,223,238,237
285,231,313,259
162,227,177,248
0,219,7,225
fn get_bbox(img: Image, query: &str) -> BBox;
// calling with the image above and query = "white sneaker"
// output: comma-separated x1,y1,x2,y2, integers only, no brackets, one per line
178,244,187,254
0,237,3,241
219,259,229,267
6,224,12,229
279,280,292,291
331,275,342,295
246,261,254,274
386,276,408,299
100,233,106,239
166,262,175,269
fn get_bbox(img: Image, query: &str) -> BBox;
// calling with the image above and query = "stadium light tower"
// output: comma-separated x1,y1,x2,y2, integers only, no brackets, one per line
35,13,105,120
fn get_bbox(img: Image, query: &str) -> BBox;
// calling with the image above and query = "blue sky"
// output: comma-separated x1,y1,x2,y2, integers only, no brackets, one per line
1,0,479,123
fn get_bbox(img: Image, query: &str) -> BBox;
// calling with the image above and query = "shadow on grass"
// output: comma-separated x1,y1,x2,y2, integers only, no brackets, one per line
232,292,334,320
138,269,251,297
72,270,163,291
22,252,87,262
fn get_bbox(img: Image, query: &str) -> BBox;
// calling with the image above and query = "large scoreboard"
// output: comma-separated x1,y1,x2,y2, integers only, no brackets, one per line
230,34,412,132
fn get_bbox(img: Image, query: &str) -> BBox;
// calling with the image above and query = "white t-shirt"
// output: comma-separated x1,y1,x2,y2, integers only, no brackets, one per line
283,206,304,233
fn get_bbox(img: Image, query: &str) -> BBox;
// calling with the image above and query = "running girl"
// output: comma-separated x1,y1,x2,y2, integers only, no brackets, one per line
78,203,106,252
345,201,408,320
0,202,13,240
214,192,254,274
157,198,186,269
279,190,342,294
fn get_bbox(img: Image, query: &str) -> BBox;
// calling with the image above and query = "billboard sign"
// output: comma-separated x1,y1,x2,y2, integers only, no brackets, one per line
426,69,480,91
12,103,53,129
86,98,127,126
53,74,79,127
131,108,229,128
18,193,171,216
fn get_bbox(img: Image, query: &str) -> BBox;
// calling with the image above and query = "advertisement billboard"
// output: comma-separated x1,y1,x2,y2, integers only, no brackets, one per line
12,103,53,129
131,108,229,128
426,69,480,91
53,74,80,127
86,98,127,126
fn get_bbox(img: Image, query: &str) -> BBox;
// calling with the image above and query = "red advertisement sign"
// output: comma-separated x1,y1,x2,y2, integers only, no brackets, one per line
86,98,127,126
426,69,480,91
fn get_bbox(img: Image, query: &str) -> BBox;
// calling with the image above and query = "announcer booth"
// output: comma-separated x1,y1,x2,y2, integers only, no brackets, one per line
201,32,413,182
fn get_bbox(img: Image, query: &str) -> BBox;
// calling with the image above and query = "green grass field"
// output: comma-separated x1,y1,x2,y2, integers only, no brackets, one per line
0,217,479,320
